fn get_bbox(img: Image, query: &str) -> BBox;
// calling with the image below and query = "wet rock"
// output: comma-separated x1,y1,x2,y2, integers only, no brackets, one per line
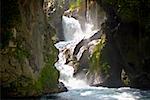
72,31,104,84
1,0,62,97
96,0,150,89
57,82,68,92
73,30,101,56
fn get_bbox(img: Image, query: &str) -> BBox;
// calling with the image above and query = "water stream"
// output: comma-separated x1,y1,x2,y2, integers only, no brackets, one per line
55,16,95,89
43,16,150,100
43,87,150,100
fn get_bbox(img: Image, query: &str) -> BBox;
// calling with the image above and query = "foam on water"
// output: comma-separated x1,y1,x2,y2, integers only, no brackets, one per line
42,87,150,100
52,16,150,100
55,16,97,89
80,91,93,96
62,16,84,41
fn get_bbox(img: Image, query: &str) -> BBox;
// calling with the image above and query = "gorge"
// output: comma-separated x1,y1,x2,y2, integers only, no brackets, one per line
1,0,150,99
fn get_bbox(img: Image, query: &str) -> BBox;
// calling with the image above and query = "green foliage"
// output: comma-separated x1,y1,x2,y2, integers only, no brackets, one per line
104,0,113,5
69,0,82,11
34,62,59,93
34,42,59,93
15,47,30,61
89,42,102,73
103,0,141,22
101,62,110,74
117,0,140,22
41,65,58,88
89,36,110,75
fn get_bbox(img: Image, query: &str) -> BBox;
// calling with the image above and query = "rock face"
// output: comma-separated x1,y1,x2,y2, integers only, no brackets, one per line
1,0,67,97
72,0,150,89
43,0,71,41
73,31,124,87
95,0,150,88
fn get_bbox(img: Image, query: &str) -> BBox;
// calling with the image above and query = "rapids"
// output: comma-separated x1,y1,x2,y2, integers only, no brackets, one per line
51,16,150,100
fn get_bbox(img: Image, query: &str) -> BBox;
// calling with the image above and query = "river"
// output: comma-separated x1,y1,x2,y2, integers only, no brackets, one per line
42,87,150,100
42,16,150,100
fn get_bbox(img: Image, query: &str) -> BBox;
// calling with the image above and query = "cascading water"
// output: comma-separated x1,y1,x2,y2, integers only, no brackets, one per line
41,0,150,99
62,16,84,41
51,16,150,100
55,16,96,89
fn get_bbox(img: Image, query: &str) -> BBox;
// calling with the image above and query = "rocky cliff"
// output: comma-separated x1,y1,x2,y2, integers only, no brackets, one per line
94,0,150,88
71,0,150,89
1,0,66,97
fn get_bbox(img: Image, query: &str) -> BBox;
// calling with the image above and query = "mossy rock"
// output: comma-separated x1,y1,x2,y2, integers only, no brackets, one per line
35,64,59,93
69,0,82,11
1,0,61,97
102,0,141,22
117,0,140,23
89,34,110,75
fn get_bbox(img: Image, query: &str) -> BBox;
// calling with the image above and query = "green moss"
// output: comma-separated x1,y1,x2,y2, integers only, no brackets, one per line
15,46,30,61
36,64,58,91
103,0,114,5
34,39,59,93
89,35,110,75
103,0,140,22
69,0,82,11
117,0,140,22
34,60,59,94
1,0,60,96
89,42,101,73
101,62,110,74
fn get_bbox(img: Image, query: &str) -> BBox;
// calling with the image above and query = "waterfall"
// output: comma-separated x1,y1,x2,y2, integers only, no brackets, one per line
62,16,84,41
55,16,98,89
52,16,149,100
55,42,89,89
54,0,105,90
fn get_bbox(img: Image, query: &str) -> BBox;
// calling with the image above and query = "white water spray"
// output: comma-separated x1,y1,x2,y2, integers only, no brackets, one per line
62,16,84,41
55,16,98,89
55,41,89,89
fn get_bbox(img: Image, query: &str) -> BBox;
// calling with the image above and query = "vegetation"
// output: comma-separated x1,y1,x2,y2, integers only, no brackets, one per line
69,0,82,11
34,30,59,94
103,0,140,22
1,0,61,97
15,46,30,61
1,0,150,97
89,35,110,75
99,0,150,88
35,63,59,93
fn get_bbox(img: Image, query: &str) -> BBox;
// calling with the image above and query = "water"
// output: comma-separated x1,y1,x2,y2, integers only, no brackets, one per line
42,87,150,100
62,16,84,41
51,16,150,100
55,16,96,89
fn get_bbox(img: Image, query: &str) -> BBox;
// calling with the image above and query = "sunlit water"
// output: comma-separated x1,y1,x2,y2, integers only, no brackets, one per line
44,16,150,100
55,16,97,89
